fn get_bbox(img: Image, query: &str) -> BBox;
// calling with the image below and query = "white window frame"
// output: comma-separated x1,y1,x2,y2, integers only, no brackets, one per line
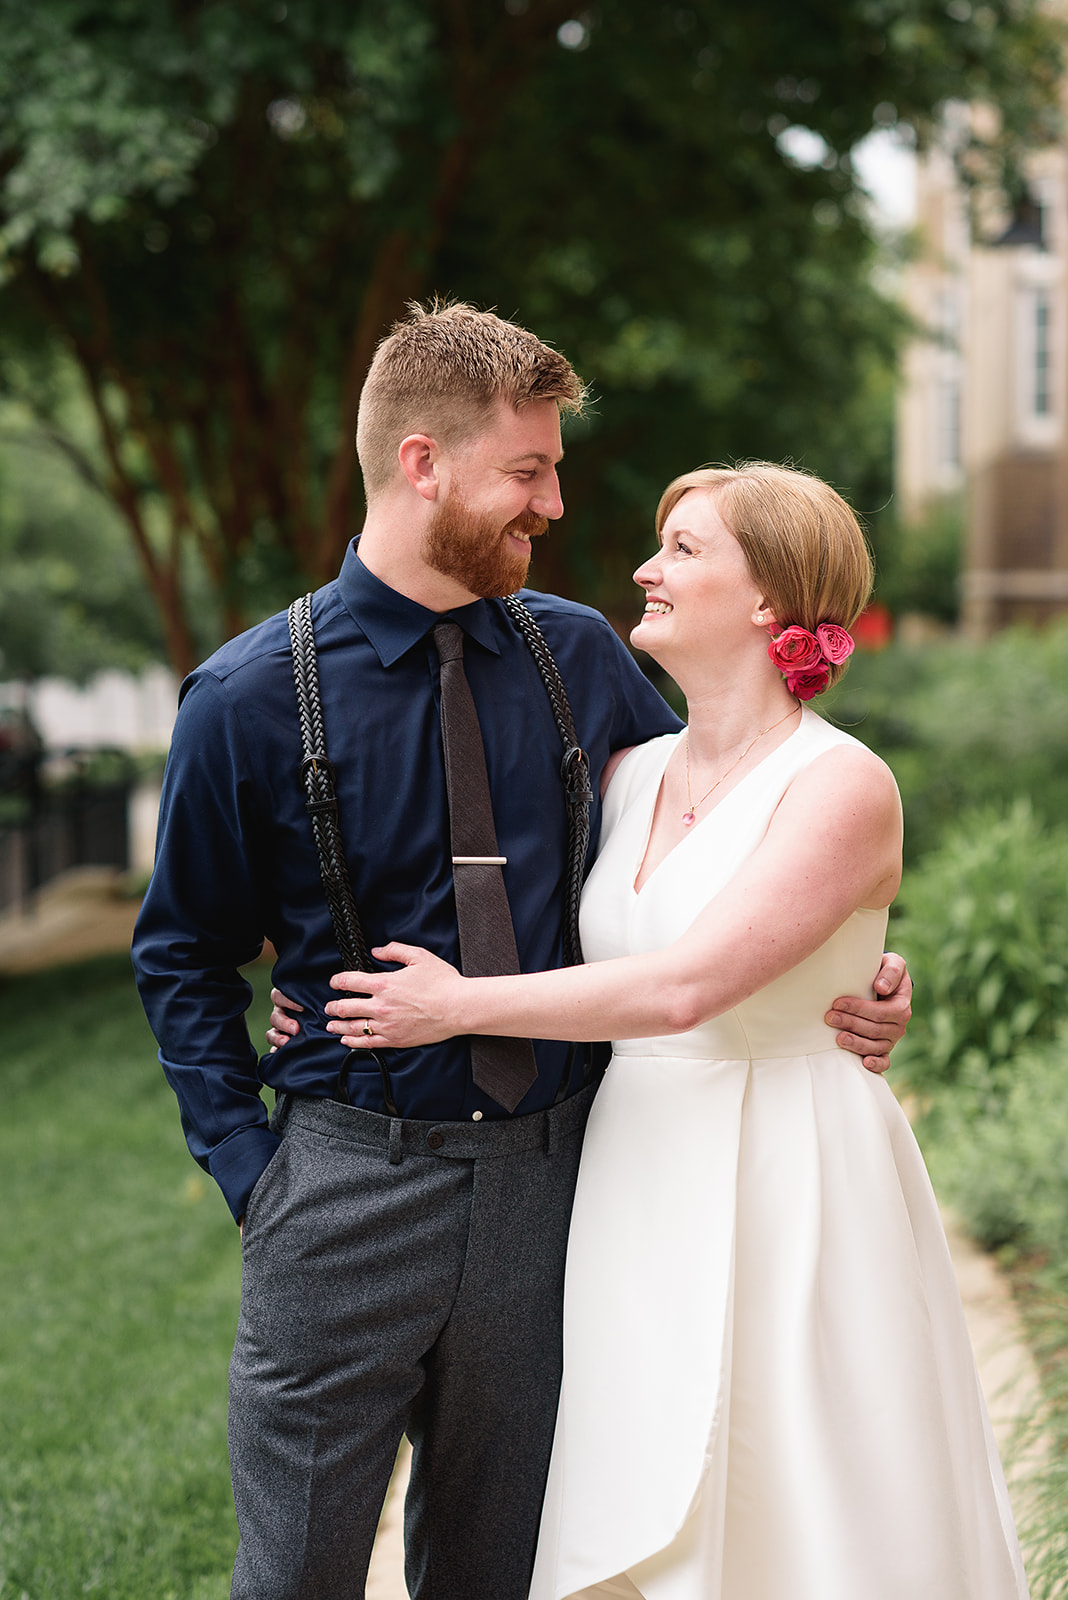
930,281,966,490
1014,255,1061,449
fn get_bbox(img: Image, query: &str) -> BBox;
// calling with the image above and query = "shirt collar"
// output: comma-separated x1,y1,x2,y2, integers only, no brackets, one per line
337,541,503,668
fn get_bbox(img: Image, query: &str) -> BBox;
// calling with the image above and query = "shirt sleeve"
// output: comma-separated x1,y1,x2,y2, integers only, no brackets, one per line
131,670,279,1222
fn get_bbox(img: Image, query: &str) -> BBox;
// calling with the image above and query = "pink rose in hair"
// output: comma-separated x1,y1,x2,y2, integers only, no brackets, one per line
785,666,831,701
815,623,855,665
768,625,821,672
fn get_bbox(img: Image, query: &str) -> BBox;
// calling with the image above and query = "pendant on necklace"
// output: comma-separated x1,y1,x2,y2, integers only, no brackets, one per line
682,810,696,827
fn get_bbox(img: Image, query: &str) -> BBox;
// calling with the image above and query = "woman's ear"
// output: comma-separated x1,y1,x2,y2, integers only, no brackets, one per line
753,601,777,629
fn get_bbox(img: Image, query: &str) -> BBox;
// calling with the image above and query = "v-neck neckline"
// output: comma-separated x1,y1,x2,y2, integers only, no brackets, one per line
630,711,809,897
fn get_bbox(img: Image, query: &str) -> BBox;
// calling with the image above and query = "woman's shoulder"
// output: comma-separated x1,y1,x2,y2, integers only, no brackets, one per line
765,713,901,908
609,731,681,786
784,711,901,825
793,709,896,781
602,732,681,821
796,706,868,753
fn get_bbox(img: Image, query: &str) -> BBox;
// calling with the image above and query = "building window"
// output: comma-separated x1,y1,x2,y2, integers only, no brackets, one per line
1035,291,1051,417
1015,281,1059,447
938,377,962,469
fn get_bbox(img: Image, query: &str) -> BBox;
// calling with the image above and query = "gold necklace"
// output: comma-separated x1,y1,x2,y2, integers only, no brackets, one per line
682,704,800,826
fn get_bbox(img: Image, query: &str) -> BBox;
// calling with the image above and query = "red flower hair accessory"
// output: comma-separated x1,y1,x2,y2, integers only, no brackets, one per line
766,620,854,701
767,625,822,671
815,623,855,665
784,666,830,701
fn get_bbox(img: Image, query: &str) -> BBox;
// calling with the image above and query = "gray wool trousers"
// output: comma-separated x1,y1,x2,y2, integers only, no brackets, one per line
229,1083,596,1600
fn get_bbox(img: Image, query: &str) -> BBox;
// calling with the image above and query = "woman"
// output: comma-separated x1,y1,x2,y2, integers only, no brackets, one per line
320,463,1029,1598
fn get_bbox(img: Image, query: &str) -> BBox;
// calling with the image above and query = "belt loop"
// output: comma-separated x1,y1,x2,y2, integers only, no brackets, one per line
388,1117,403,1166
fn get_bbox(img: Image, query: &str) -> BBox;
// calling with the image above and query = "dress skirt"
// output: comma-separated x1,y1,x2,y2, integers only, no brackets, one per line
528,714,1029,1600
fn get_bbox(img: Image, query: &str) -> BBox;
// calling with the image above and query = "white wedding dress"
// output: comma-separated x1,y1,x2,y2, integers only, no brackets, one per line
529,709,1029,1600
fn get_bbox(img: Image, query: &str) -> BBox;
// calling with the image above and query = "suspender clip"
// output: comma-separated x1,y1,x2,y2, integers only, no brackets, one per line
561,745,593,806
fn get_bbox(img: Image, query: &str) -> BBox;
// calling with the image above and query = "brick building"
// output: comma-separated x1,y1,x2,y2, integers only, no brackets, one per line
897,104,1068,635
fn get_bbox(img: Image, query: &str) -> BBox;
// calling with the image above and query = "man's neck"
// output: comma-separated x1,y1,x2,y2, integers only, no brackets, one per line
356,519,481,613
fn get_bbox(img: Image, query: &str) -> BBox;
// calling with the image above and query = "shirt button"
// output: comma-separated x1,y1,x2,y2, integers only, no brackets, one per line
426,1131,444,1150
472,1111,483,1121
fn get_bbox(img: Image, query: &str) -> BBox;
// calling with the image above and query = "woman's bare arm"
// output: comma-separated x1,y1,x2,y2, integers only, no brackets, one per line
325,745,902,1050
600,744,635,796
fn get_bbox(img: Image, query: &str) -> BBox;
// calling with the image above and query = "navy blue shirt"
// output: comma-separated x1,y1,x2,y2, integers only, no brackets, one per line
133,545,681,1220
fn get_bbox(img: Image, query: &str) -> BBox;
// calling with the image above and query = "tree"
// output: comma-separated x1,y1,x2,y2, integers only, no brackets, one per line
0,0,1060,676
0,413,172,683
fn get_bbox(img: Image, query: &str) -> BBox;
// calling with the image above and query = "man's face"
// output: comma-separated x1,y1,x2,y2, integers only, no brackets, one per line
424,399,564,599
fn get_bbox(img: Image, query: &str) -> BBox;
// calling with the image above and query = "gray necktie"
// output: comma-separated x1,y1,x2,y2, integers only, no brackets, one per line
433,622,539,1112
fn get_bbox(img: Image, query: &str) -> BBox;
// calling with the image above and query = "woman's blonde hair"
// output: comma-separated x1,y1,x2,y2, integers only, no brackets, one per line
655,461,874,688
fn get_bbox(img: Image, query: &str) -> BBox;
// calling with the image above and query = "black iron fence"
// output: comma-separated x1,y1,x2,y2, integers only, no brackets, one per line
0,756,134,916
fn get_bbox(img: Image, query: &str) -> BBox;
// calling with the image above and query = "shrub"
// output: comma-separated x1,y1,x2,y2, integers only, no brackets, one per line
893,807,1068,1599
873,495,963,624
823,621,1068,862
922,1027,1068,1259
891,801,1068,1106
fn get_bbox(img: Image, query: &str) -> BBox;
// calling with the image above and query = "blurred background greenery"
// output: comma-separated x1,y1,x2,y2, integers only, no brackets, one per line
0,0,1059,678
3,1,1068,1595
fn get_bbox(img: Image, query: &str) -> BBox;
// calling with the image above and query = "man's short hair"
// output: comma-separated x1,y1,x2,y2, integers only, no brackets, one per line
356,300,587,501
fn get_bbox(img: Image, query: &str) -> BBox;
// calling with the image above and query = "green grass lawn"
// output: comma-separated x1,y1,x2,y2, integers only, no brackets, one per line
0,954,272,1599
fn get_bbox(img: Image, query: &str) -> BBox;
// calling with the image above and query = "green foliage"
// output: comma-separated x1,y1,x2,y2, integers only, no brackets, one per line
873,495,963,622
824,620,1068,860
0,408,176,681
878,780,1068,1594
922,1027,1068,1257
0,0,1060,669
890,801,1068,1103
0,954,274,1597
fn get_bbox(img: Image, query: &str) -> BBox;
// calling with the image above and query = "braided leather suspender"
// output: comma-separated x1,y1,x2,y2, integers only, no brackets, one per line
287,591,593,1111
288,592,399,1112
500,595,592,970
288,594,373,972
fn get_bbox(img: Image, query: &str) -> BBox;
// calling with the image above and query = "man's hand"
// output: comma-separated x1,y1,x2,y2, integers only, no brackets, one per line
266,989,304,1052
826,951,912,1075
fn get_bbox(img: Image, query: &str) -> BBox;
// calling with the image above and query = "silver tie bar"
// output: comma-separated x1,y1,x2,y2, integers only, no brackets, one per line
452,855,507,865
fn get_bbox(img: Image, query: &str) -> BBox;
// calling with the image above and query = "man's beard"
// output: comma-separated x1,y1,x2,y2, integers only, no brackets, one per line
424,492,548,599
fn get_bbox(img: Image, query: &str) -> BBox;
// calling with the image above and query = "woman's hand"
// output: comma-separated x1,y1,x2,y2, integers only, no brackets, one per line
324,944,466,1048
266,989,304,1051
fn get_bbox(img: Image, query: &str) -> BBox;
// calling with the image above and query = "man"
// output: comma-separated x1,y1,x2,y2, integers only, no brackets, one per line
133,302,910,1600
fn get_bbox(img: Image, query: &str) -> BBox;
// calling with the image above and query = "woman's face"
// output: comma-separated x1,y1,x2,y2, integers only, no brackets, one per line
629,489,765,665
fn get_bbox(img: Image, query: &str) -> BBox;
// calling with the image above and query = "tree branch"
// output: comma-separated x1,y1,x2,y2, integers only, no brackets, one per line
0,424,110,500
316,0,578,579
26,264,200,678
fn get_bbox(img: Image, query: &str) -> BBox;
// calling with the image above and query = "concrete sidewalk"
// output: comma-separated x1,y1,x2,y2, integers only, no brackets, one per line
0,867,141,974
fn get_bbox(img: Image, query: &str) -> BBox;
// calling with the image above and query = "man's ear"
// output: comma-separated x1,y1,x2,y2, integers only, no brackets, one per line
398,434,441,502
